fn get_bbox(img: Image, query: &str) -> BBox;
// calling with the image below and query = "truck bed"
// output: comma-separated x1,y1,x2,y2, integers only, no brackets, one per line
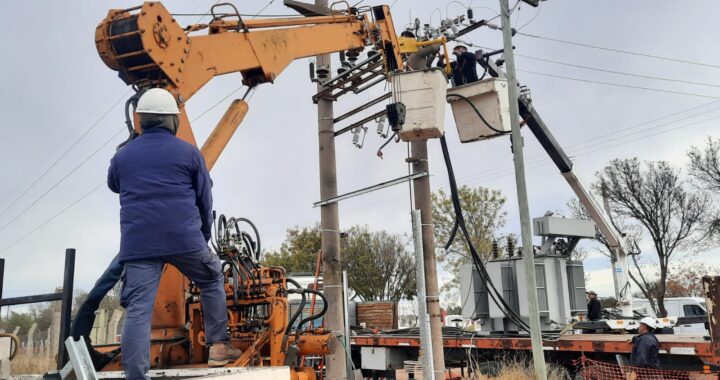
351,333,715,364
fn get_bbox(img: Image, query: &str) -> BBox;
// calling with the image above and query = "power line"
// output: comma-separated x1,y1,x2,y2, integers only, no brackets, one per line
517,32,720,70
0,91,129,221
516,54,720,89
0,86,127,204
517,69,720,99
0,128,125,233
454,108,720,187
516,4,541,32
191,86,244,123
251,0,276,19
0,85,248,250
458,101,720,184
342,110,720,219
0,182,105,254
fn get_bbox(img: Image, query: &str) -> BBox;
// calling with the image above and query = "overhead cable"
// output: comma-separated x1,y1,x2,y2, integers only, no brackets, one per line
517,32,720,70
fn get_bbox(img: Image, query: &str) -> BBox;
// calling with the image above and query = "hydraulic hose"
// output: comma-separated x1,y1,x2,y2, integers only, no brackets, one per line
286,290,307,337
116,93,142,150
295,289,328,338
439,135,560,340
235,217,261,260
439,135,529,331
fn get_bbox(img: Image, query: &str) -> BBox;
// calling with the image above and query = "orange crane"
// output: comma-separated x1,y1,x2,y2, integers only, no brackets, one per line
93,2,402,378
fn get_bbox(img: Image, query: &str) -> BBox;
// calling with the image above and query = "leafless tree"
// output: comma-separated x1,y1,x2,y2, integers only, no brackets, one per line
567,198,658,313
594,158,709,317
688,136,720,244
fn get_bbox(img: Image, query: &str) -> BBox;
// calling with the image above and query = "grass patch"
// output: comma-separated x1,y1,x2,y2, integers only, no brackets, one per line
10,351,56,376
474,359,570,380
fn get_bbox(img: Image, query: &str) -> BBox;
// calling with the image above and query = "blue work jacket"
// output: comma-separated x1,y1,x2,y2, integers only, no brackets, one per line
108,128,213,262
630,332,660,369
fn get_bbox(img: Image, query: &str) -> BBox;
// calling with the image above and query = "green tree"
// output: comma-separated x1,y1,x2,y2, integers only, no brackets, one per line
0,311,33,336
265,224,416,301
29,304,54,332
73,283,122,316
343,225,416,301
431,185,507,292
263,225,321,273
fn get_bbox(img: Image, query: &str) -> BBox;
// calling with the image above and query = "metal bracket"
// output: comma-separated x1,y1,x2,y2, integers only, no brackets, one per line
59,336,97,380
314,171,428,207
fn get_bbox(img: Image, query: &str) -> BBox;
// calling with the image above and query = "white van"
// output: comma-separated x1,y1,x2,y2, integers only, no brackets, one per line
633,297,707,334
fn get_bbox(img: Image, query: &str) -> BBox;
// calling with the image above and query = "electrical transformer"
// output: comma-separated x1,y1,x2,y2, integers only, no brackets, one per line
460,216,593,333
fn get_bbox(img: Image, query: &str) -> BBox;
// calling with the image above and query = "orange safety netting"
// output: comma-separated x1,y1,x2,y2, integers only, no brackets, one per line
579,357,717,380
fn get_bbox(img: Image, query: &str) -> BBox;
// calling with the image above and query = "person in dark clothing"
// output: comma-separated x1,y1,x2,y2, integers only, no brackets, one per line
108,88,240,379
70,253,122,369
586,290,602,321
631,317,660,369
437,44,479,86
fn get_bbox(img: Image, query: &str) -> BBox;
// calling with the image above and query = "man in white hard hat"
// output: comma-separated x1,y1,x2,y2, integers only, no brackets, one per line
630,317,660,369
437,44,480,86
107,88,241,379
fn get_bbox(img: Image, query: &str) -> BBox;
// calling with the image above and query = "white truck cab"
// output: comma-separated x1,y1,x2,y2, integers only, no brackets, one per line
633,297,707,334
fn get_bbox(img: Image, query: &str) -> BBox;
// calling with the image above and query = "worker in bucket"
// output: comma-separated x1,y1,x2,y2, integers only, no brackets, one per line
399,30,441,70
437,44,479,86
107,88,241,378
630,317,660,369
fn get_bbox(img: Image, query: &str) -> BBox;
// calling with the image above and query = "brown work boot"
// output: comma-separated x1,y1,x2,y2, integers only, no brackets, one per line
208,342,243,367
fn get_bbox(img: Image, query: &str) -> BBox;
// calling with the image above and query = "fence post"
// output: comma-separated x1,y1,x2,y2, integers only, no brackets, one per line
27,323,37,353
49,310,60,357
56,248,75,369
107,309,123,344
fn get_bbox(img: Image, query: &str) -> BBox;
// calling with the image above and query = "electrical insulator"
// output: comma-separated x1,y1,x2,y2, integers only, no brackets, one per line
467,8,474,20
376,116,387,138
352,126,367,149
491,239,499,259
506,236,514,257
316,64,330,79
517,247,523,257
346,48,361,63
308,61,316,82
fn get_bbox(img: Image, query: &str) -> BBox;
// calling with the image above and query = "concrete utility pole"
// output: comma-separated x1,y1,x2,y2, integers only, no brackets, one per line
411,210,435,380
498,0,548,378
315,0,347,378
411,141,445,380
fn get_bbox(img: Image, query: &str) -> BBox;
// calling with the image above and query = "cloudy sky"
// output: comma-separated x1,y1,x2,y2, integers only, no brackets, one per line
0,0,718,313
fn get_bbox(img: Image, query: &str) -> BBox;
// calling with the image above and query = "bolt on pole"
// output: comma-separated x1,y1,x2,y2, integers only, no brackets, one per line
498,0,548,378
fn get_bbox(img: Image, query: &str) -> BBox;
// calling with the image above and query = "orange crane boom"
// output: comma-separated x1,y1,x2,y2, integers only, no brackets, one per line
93,2,403,377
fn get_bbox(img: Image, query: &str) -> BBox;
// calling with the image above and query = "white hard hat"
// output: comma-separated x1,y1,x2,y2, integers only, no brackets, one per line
640,317,657,329
136,88,181,115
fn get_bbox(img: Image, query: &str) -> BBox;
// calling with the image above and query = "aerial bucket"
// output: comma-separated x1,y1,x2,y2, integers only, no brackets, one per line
389,68,447,142
447,78,511,143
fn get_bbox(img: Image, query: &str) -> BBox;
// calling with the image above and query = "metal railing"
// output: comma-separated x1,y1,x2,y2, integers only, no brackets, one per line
0,248,76,369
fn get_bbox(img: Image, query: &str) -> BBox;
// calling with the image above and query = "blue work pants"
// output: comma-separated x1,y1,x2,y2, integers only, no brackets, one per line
120,250,229,380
